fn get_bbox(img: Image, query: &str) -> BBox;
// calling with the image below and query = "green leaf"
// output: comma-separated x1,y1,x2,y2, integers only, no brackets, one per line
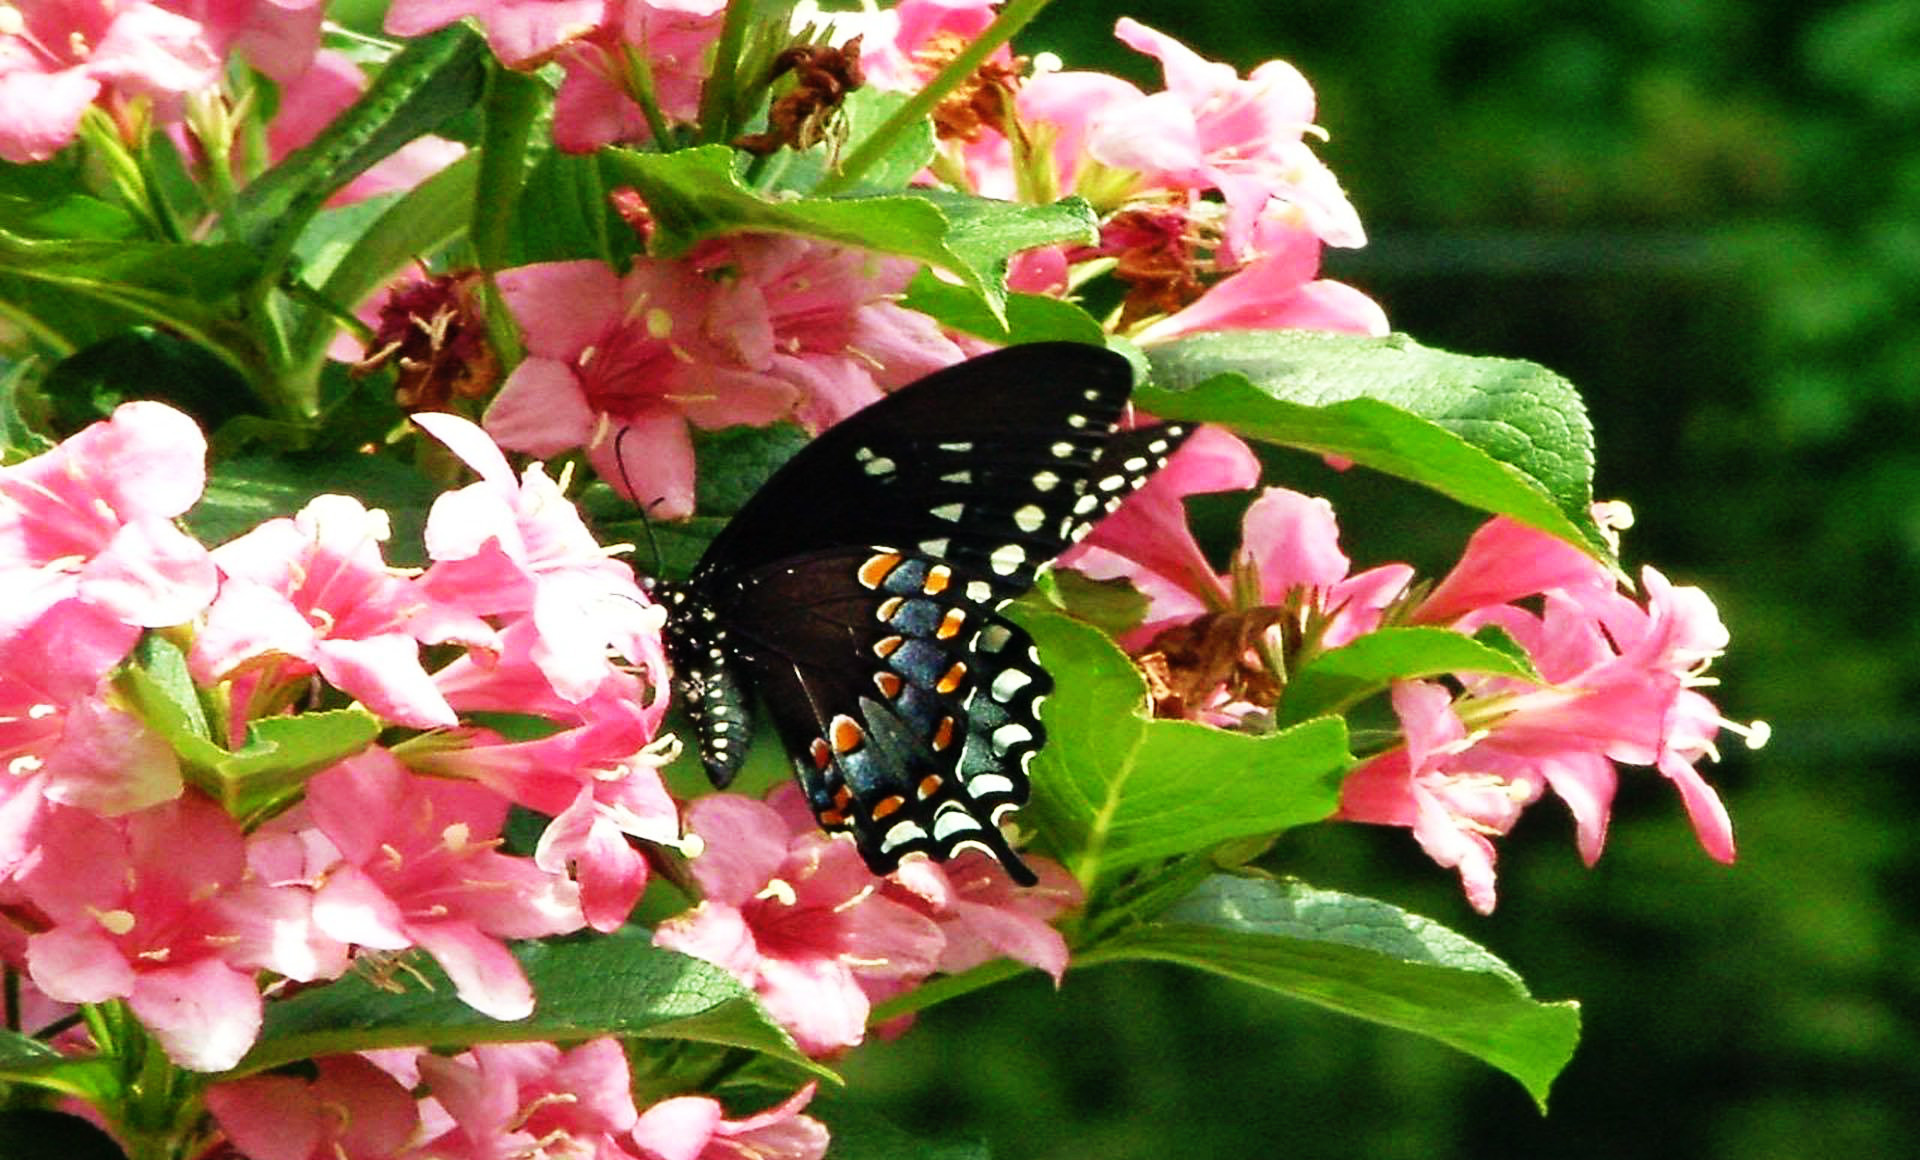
899,268,1107,346
0,193,138,240
600,146,1096,321
1012,607,1352,886
0,229,264,376
120,636,381,818
228,25,490,273
1139,330,1607,558
236,935,833,1082
186,450,439,561
41,328,256,432
0,1031,120,1102
1276,626,1544,728
1082,875,1581,1108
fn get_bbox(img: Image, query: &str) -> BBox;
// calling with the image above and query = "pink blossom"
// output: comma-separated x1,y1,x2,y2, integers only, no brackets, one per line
691,233,967,429
165,0,327,82
1087,19,1365,258
301,749,586,1020
384,0,605,68
16,794,341,1070
414,409,672,713
0,400,216,634
859,0,1001,92
405,702,684,933
413,1039,638,1158
268,50,465,204
205,1054,421,1160
653,794,944,1056
484,258,794,517
884,851,1081,983
0,0,221,163
631,1083,829,1160
1340,516,1753,911
0,597,172,837
1131,217,1388,343
551,0,727,152
190,494,458,733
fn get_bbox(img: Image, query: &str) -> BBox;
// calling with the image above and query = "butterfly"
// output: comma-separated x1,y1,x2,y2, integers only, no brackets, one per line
656,343,1191,885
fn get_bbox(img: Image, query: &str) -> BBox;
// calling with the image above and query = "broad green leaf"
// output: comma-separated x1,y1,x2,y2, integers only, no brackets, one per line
0,1031,120,1102
237,936,832,1082
187,450,439,560
228,25,489,273
601,146,1096,320
42,328,255,432
1139,330,1606,558
0,229,265,376
1275,626,1544,728
1013,608,1352,885
0,193,137,240
899,269,1107,346
1081,875,1581,1108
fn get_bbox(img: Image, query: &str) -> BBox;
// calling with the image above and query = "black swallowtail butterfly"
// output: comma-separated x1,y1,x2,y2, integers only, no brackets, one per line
657,343,1192,885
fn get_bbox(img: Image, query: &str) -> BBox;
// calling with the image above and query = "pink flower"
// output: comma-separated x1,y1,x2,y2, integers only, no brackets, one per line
551,0,727,152
16,794,342,1071
691,233,967,429
0,400,216,634
268,50,465,204
384,0,605,68
413,1039,638,1158
0,0,221,163
1340,516,1756,912
484,258,795,517
884,851,1081,983
190,494,458,733
407,703,685,933
166,0,327,82
205,1054,421,1160
653,794,944,1056
859,0,1001,92
1088,19,1365,258
0,597,174,837
1131,217,1388,343
414,409,672,712
630,1083,829,1160
301,749,585,1020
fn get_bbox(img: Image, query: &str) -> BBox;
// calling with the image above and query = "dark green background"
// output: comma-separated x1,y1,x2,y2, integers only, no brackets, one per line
840,2,1917,1157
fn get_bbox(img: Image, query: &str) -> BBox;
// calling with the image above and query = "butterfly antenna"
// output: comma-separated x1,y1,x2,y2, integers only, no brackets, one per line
612,425,670,582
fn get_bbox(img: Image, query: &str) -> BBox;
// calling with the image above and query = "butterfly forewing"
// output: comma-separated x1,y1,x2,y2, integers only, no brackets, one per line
663,343,1193,884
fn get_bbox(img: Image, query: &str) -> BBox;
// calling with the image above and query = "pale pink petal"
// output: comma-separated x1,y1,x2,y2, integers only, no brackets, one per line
216,882,350,983
754,956,869,1055
1415,516,1614,625
411,919,536,1021
1240,488,1350,595
0,70,99,163
939,899,1069,981
1660,750,1736,863
414,410,518,489
80,518,218,627
682,796,801,903
631,1096,724,1160
28,926,134,1003
128,958,264,1072
40,690,182,815
1534,749,1617,865
496,261,623,359
314,634,459,727
553,45,651,152
653,902,760,977
485,358,599,458
189,580,318,683
311,865,413,950
584,407,696,515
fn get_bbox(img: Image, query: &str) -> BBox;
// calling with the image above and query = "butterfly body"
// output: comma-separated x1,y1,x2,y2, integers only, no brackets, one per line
661,344,1190,884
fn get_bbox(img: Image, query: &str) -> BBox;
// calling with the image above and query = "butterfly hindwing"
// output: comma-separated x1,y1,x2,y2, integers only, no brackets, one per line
702,547,1048,884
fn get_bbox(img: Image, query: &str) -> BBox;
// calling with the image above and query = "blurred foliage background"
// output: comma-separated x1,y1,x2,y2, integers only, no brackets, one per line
840,1,1920,1157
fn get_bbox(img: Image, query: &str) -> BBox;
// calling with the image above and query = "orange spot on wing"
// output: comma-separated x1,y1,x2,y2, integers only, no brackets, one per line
922,565,952,595
872,794,905,820
918,774,944,798
932,716,956,751
936,607,967,639
858,552,902,590
936,661,967,694
874,671,904,699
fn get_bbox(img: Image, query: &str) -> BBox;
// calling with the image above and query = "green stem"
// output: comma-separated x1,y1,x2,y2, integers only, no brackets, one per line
813,0,1056,195
696,0,758,143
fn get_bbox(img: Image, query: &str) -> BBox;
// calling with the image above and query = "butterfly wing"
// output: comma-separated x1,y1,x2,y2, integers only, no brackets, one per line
706,547,1050,884
689,343,1149,588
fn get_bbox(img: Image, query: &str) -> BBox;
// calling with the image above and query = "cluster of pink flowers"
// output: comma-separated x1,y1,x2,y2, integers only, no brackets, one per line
206,1038,829,1160
0,401,675,1071
1067,431,1761,914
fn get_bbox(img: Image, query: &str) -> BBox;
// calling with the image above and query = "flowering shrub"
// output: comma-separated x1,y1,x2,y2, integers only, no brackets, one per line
0,1,1764,1156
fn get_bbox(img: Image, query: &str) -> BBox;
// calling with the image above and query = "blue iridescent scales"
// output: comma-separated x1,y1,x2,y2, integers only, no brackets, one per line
657,343,1193,885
